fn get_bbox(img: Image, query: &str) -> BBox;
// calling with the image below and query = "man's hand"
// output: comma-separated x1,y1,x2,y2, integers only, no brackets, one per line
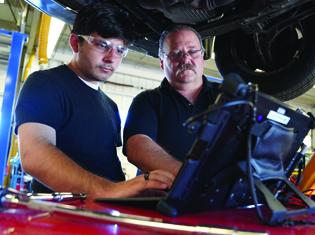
90,170,175,199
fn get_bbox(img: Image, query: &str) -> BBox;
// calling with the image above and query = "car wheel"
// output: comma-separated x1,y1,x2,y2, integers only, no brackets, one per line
214,16,315,101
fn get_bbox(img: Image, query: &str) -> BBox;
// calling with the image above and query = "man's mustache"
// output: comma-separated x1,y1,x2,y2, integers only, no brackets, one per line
176,63,196,75
99,64,114,71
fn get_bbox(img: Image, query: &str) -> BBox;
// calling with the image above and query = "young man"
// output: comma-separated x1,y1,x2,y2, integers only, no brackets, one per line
124,25,220,176
15,3,173,199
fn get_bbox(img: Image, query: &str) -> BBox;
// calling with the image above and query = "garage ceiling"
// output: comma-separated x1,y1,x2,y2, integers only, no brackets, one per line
0,0,315,113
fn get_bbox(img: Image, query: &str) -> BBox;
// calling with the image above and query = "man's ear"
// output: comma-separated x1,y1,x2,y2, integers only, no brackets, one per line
160,59,164,70
69,34,79,52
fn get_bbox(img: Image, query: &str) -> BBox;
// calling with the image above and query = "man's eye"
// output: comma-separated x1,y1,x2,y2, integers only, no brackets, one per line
98,41,110,49
116,46,125,55
171,51,182,57
188,49,198,55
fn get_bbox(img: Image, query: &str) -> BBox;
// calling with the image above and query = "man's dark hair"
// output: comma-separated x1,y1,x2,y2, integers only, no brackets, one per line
158,25,204,58
72,3,134,44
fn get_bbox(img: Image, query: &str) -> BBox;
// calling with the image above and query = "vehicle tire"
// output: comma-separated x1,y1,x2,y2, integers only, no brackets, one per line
214,16,315,101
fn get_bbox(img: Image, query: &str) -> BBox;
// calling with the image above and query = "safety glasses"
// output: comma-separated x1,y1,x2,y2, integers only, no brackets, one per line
78,35,128,57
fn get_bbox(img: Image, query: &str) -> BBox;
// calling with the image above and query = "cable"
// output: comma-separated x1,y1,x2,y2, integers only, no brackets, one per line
183,99,254,129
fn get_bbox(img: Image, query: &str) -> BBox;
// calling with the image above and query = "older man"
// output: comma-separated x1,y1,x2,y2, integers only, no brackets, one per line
124,25,220,176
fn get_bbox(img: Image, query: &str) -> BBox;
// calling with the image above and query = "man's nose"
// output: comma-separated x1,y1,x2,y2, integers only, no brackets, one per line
181,53,192,63
103,49,116,61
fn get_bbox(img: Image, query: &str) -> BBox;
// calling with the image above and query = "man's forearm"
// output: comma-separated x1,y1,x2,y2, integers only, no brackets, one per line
20,140,115,197
126,134,182,176
18,123,176,199
20,141,175,198
17,122,114,197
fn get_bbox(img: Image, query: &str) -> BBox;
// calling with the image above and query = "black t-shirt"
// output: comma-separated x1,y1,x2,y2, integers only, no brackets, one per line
15,65,125,192
123,76,220,161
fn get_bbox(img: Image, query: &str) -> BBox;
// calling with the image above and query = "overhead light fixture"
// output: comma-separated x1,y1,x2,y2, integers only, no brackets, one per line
0,0,5,4
47,17,65,58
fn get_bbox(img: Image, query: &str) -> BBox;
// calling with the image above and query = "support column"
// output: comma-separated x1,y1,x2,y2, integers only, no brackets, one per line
0,29,27,185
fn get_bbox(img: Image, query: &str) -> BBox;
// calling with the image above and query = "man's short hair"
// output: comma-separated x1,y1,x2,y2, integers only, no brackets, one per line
72,3,135,45
158,25,204,58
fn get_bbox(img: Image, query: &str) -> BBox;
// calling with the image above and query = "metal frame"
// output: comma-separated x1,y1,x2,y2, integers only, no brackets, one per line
0,29,27,185
24,0,76,24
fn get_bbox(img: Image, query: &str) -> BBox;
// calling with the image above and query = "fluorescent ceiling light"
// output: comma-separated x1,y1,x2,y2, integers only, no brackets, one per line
47,17,65,58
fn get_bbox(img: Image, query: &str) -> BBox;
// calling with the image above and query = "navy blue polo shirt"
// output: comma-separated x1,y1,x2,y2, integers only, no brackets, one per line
123,76,220,161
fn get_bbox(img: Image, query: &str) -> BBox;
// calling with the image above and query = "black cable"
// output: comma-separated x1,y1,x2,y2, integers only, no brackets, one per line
244,88,269,223
183,99,254,128
246,132,266,223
